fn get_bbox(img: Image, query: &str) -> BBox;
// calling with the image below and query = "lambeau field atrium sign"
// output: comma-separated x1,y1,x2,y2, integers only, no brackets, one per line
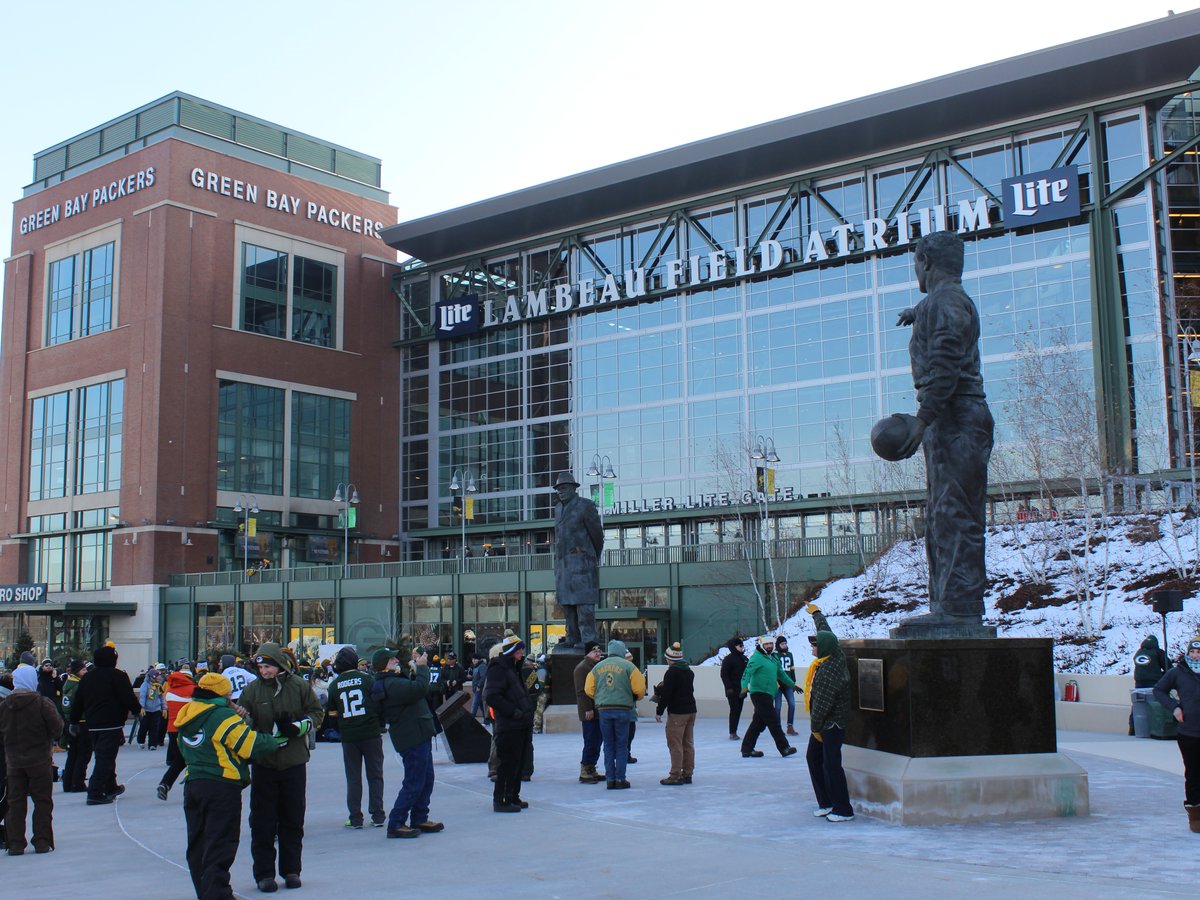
434,166,1081,341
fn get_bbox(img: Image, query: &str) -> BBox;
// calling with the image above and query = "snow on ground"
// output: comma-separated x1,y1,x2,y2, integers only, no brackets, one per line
703,510,1200,674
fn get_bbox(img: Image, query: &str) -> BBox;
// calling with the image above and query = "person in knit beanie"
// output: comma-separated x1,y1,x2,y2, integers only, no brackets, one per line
326,646,385,829
655,643,697,785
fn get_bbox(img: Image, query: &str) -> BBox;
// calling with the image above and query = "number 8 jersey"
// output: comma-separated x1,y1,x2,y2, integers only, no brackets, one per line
326,670,383,741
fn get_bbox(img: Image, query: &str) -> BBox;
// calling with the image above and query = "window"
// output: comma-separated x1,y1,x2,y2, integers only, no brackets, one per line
217,378,352,501
237,228,342,349
30,378,123,502
28,508,118,592
291,392,350,499
217,380,285,494
46,241,116,346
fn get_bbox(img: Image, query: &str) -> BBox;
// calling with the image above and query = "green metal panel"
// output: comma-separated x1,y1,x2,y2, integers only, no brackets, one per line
235,117,285,155
161,601,193,664
289,581,336,600
333,151,380,187
460,572,520,592
180,98,234,139
34,147,66,181
286,134,332,170
137,99,177,138
340,596,394,650
101,117,137,152
241,582,284,601
680,583,762,655
195,584,232,604
66,132,101,168
339,577,392,598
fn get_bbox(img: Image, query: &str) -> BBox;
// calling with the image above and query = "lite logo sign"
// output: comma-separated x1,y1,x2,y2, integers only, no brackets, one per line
1000,166,1080,227
436,294,480,338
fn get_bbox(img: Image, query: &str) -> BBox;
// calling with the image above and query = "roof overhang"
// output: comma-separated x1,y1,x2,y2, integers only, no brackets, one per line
384,11,1200,263
0,601,138,615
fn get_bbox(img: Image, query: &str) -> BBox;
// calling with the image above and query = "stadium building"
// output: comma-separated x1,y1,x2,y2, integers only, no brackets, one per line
6,11,1200,669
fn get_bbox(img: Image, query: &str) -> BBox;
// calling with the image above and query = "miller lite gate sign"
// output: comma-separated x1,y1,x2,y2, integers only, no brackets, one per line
0,583,49,604
435,166,1081,341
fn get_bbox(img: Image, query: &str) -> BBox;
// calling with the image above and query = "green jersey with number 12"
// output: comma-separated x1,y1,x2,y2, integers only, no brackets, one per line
326,670,382,741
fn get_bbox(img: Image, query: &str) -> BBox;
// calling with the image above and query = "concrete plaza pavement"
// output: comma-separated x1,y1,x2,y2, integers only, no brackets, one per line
2,717,1193,899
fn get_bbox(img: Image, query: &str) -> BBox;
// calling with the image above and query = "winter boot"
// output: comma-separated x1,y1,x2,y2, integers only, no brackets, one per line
1187,803,1200,834
579,764,602,784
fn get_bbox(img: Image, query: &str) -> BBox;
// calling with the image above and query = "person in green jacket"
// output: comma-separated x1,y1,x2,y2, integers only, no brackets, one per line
739,633,798,759
373,646,443,839
176,672,283,899
803,603,854,822
235,642,324,893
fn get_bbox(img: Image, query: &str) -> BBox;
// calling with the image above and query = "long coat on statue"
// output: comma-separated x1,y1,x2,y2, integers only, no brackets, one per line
554,495,604,607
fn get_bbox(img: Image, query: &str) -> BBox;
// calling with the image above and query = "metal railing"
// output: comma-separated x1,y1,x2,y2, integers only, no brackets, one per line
169,532,901,587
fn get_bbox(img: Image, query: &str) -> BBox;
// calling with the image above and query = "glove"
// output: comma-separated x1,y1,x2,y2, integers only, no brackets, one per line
68,723,79,737
273,734,290,749
275,718,311,738
805,602,820,614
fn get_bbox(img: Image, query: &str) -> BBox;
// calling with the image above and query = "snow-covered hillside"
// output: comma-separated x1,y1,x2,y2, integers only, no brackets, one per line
704,510,1200,674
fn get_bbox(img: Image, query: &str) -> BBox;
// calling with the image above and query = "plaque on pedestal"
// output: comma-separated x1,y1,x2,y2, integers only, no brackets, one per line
549,649,584,706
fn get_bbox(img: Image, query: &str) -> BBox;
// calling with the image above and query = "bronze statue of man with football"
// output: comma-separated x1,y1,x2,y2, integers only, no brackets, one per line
870,230,995,637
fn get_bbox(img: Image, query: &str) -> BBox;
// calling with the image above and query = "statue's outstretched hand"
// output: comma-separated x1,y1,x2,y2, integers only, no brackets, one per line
894,414,927,460
896,307,916,327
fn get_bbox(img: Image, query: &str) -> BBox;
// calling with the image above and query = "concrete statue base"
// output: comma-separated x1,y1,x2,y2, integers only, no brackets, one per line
843,746,1089,824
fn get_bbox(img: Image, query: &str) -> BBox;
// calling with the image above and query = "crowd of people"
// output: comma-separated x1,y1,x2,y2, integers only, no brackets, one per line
3,603,1199,897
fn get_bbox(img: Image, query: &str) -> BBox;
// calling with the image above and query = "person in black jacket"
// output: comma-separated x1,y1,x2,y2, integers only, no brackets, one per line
68,645,139,806
483,636,533,813
1153,635,1200,833
719,638,747,740
654,642,697,785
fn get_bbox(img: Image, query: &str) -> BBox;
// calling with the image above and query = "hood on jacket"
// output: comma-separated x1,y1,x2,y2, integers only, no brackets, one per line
175,696,229,731
13,665,38,692
254,642,290,674
94,645,118,667
1139,635,1162,652
725,637,744,653
816,630,839,658
166,671,196,691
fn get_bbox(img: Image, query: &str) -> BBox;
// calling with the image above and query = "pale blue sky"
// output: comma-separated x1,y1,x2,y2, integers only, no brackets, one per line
1,0,1193,271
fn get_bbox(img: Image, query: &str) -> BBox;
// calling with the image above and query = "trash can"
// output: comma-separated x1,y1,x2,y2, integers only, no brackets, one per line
1130,688,1153,739
1148,695,1179,740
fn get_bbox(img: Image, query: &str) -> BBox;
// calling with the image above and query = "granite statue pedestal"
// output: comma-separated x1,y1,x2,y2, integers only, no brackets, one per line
537,648,587,733
839,637,1088,824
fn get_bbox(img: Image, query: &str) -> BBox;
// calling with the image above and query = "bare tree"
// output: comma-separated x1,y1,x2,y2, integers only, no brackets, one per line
1006,338,1113,636
710,438,787,630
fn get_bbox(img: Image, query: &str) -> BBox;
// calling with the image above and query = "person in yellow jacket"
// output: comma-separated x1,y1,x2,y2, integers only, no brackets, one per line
584,640,645,789
175,672,284,899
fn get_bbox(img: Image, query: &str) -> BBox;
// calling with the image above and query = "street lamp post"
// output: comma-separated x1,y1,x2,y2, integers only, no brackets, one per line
233,495,258,583
749,435,782,627
449,469,477,566
585,453,617,531
333,482,360,578
587,453,617,567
